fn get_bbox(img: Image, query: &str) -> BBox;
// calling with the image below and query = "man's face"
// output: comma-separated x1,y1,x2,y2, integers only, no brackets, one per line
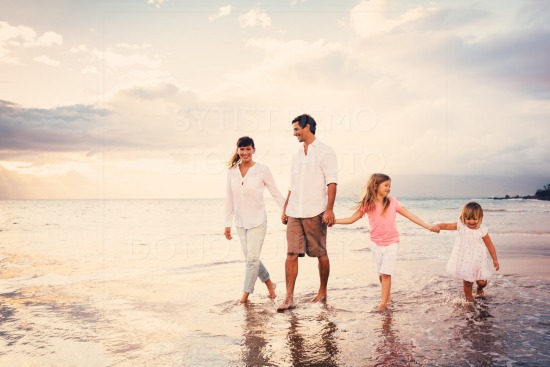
292,122,308,142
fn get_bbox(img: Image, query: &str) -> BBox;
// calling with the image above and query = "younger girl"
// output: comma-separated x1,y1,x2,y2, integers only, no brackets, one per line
437,202,500,302
335,173,439,311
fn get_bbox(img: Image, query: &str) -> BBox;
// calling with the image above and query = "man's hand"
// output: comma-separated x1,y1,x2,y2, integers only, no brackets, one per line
323,209,335,227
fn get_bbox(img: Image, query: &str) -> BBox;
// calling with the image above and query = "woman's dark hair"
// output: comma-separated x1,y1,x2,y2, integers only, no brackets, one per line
228,136,255,168
292,114,316,135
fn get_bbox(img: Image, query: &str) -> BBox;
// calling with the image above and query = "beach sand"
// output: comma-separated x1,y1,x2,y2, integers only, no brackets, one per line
1,199,549,366
1,237,548,366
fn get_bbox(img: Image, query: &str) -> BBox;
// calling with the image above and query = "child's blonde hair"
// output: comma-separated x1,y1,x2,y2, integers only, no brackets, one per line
460,202,484,223
358,173,391,214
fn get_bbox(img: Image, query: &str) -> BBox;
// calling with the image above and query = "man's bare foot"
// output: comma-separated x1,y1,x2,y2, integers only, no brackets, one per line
475,289,486,299
266,280,277,299
312,293,327,303
276,299,295,312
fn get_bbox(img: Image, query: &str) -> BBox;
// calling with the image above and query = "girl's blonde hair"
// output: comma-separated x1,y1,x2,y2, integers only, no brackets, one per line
227,136,255,168
358,173,391,214
460,202,484,224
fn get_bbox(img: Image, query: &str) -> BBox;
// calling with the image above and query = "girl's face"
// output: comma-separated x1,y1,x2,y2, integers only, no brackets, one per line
464,217,481,229
376,179,391,198
238,145,255,163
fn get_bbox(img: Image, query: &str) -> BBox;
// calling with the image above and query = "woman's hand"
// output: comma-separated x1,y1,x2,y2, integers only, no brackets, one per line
224,227,232,240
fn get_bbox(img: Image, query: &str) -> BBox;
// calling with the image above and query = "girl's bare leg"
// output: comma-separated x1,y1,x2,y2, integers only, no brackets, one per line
463,280,474,302
476,280,487,297
378,274,392,311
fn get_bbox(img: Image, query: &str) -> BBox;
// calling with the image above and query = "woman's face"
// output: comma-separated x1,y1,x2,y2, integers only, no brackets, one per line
238,145,255,163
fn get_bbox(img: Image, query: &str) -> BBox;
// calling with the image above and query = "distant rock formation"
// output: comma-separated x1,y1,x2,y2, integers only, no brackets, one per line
494,183,550,201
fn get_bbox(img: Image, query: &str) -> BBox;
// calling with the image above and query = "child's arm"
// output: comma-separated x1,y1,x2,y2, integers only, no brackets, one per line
436,222,458,230
483,233,500,271
335,208,363,225
398,207,440,232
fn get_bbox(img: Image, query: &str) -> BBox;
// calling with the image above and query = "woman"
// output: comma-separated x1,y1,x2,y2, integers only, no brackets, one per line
224,136,285,303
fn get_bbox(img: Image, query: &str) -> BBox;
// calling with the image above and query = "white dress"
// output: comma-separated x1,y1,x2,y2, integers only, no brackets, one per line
446,219,493,282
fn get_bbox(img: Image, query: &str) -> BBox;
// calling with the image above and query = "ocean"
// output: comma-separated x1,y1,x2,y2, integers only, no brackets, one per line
0,197,549,366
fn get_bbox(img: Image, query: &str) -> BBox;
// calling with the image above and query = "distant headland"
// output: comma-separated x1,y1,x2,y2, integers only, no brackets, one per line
493,183,550,201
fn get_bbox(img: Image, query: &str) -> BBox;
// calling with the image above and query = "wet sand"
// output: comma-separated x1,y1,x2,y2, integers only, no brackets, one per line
1,240,549,366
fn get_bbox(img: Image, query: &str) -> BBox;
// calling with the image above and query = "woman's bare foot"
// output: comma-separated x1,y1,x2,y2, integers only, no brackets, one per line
265,280,277,299
239,292,250,304
376,303,388,312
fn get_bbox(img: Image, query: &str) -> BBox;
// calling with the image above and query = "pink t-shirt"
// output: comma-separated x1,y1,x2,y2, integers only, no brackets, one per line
361,197,402,247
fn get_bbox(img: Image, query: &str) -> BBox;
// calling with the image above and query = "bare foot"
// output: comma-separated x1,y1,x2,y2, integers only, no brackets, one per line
266,280,277,299
475,290,486,299
376,303,387,312
239,292,249,304
312,293,327,303
276,298,295,312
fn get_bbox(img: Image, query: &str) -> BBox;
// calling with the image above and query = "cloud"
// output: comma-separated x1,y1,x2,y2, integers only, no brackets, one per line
290,0,307,5
70,44,88,53
449,27,550,99
209,5,233,22
115,43,152,50
0,100,106,157
348,0,443,37
239,6,272,28
0,21,63,64
34,55,60,66
35,31,63,46
147,0,166,9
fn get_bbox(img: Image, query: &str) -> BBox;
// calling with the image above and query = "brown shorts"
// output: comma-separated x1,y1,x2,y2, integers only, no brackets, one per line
286,213,327,257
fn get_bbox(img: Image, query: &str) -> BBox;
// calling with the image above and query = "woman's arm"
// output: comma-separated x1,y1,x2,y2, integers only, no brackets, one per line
224,171,234,240
335,208,363,225
263,165,286,210
483,233,500,271
398,207,440,232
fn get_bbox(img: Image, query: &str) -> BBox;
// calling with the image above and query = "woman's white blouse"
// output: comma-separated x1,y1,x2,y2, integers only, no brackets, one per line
225,162,285,229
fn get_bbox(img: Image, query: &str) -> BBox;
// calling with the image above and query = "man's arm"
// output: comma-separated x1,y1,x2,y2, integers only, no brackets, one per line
323,183,337,226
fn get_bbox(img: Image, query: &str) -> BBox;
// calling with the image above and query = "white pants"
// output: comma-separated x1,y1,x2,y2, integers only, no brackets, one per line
236,222,270,293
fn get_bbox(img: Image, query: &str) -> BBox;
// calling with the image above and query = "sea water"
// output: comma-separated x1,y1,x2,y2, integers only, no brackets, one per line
0,198,549,366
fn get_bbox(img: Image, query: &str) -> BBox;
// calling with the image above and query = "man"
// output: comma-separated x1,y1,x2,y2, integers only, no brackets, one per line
277,114,338,312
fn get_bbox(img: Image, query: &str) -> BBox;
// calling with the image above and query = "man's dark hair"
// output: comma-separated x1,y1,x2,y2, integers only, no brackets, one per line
292,114,316,135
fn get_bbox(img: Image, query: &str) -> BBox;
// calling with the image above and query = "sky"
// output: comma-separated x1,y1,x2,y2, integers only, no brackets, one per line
0,0,549,199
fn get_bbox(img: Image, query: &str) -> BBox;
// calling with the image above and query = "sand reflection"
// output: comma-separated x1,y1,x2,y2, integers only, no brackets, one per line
285,309,339,367
373,311,415,366
241,303,274,367
454,302,504,366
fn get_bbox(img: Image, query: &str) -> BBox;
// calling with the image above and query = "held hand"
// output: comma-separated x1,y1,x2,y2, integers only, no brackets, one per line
429,225,440,233
493,259,500,271
224,227,232,240
323,209,335,227
281,213,288,225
